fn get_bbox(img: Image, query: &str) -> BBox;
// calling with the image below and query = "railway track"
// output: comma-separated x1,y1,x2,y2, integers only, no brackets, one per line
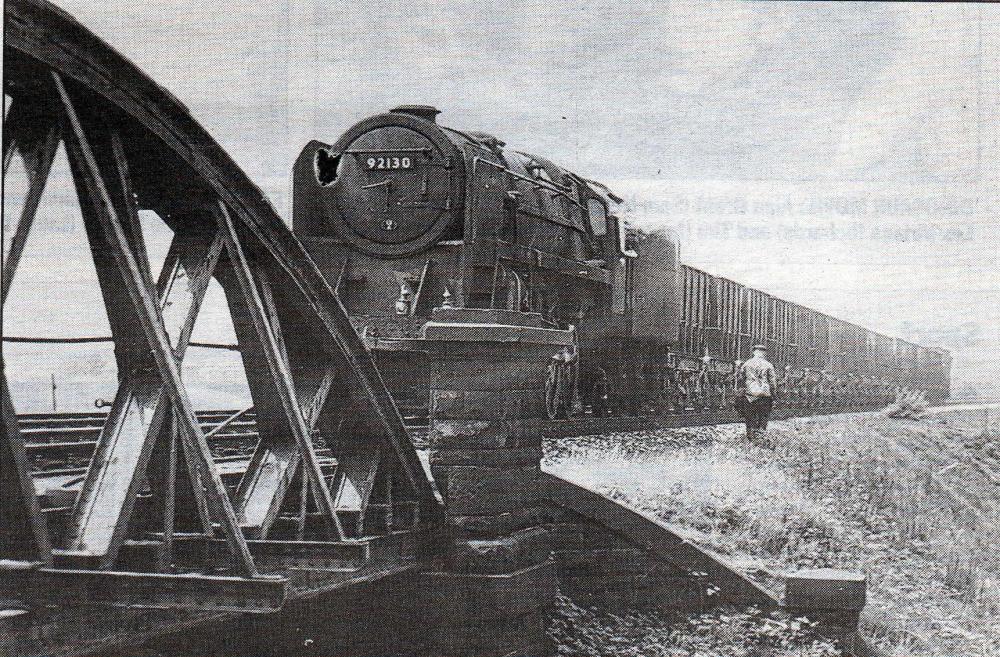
21,409,261,475
23,403,877,480
22,401,883,559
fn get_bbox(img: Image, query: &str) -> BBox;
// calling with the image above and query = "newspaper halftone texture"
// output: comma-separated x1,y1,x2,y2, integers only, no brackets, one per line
5,1,996,410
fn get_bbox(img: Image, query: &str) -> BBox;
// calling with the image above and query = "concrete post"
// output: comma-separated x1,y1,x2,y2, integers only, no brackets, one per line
784,569,866,643
419,308,572,657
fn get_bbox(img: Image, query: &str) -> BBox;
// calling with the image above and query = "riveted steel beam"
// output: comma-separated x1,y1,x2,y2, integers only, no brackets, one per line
202,538,371,573
18,567,287,613
59,124,224,568
54,72,259,577
216,202,345,541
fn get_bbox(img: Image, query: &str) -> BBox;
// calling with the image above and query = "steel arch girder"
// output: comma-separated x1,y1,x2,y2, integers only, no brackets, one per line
5,0,439,517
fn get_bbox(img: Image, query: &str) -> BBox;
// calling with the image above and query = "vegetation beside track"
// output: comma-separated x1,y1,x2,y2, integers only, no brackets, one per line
550,594,838,657
544,409,1000,657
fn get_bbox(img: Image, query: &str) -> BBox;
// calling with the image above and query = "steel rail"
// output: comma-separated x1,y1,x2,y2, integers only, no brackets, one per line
24,404,881,477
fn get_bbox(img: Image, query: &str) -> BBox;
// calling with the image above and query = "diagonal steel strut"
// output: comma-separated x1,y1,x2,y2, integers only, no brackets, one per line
216,202,345,540
0,371,53,565
54,72,259,576
1,100,60,305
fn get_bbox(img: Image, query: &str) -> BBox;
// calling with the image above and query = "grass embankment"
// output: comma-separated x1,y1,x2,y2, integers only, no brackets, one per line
544,410,1000,657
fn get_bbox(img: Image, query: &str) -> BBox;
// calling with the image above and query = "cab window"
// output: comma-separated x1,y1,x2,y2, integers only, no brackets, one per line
613,213,633,255
587,199,608,237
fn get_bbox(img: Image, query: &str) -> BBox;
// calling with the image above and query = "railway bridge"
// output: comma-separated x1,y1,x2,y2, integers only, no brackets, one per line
2,2,866,655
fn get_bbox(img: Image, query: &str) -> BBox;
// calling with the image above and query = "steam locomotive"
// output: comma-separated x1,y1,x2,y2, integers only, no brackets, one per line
291,106,951,418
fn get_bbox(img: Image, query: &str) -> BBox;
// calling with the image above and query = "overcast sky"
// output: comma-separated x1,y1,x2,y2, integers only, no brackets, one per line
5,0,999,404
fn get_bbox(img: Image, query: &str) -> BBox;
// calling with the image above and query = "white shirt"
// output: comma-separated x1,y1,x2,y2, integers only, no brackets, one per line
740,356,776,401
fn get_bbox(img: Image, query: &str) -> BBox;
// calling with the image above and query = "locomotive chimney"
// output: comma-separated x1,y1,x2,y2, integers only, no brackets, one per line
390,105,441,122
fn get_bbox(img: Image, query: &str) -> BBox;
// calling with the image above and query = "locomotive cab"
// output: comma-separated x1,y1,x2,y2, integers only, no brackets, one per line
584,180,634,264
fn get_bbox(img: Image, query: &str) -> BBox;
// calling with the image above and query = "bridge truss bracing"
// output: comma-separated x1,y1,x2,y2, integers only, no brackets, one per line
2,0,439,626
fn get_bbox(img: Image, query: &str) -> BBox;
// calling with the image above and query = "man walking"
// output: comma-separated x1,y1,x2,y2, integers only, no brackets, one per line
739,344,777,442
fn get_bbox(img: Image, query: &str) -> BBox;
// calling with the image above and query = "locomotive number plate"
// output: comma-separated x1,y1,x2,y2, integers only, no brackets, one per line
366,156,413,170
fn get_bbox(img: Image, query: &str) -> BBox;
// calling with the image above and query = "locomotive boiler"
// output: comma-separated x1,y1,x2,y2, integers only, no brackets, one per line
292,106,950,418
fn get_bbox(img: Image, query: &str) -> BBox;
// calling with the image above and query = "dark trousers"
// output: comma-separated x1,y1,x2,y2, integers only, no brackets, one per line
745,396,773,432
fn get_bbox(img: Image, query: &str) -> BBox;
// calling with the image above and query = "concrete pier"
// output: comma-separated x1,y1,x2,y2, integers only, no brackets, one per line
421,308,572,657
